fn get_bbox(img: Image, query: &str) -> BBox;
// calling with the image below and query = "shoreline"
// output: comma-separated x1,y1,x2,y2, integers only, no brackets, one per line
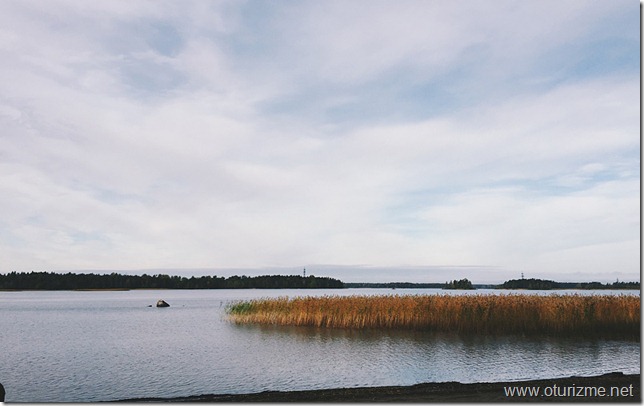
118,372,640,403
0,287,640,292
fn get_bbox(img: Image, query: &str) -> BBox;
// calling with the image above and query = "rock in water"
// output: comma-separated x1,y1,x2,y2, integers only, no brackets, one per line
156,299,170,307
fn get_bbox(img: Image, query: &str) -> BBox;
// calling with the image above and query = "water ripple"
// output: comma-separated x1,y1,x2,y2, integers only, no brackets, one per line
1,289,639,402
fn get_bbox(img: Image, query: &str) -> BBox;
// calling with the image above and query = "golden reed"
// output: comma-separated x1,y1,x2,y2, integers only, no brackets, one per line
227,294,640,337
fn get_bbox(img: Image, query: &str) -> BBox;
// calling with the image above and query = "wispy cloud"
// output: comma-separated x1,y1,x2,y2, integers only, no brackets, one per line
0,0,638,282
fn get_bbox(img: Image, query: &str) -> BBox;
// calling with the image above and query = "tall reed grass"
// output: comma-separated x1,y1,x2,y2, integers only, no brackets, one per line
227,294,640,337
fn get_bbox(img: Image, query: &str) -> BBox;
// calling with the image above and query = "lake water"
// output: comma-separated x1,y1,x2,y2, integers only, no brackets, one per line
0,288,639,402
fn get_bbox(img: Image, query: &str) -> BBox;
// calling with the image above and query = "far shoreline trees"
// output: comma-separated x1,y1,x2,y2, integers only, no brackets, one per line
0,271,344,290
0,272,638,291
498,278,639,290
443,278,474,290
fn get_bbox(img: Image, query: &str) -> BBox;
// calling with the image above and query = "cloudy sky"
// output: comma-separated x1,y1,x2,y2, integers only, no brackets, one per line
0,1,639,283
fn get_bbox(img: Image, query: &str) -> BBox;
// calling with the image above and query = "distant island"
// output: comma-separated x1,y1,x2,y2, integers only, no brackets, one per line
345,282,445,289
442,278,475,290
0,271,344,290
345,278,638,290
345,278,475,290
498,277,639,290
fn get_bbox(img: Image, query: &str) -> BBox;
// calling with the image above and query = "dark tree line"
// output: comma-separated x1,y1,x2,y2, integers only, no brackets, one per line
443,278,475,290
499,278,640,290
0,271,344,290
345,282,445,288
499,278,558,290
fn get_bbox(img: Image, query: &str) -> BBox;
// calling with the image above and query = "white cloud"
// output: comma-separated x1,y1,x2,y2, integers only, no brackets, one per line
0,1,638,282
416,177,639,267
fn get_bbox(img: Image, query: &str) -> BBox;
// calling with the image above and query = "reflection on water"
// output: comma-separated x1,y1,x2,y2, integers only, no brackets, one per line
0,289,639,402
238,322,638,387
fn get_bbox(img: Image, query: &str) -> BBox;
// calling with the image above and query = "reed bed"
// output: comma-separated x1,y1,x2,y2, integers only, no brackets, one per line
226,294,640,338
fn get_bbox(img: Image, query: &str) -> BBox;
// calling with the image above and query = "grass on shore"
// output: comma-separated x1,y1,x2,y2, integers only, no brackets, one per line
226,294,640,337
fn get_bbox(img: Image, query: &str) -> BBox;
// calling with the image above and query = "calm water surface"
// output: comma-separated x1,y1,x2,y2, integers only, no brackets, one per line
0,289,639,402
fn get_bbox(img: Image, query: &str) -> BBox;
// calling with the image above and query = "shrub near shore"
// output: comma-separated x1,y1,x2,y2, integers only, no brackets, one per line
227,294,640,338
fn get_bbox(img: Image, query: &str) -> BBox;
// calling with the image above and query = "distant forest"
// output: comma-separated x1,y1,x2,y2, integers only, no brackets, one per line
0,272,638,291
347,278,639,290
498,278,640,290
0,271,344,290
346,278,474,290
345,282,444,289
443,278,474,290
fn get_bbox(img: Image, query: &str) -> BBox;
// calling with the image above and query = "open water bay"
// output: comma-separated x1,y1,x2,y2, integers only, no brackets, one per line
0,289,639,402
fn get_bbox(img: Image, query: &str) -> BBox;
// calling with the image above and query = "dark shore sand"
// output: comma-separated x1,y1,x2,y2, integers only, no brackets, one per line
120,372,640,403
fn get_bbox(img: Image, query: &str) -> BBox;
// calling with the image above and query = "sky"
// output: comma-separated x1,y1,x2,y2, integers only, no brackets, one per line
0,1,639,283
